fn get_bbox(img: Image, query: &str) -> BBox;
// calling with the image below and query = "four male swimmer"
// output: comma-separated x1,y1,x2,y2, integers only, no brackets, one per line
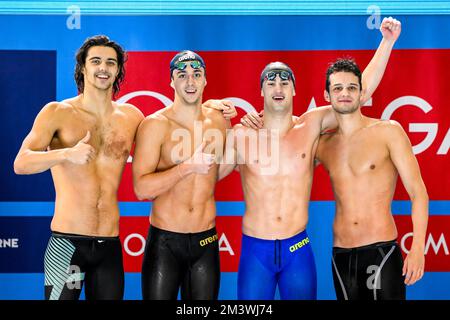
14,16,427,301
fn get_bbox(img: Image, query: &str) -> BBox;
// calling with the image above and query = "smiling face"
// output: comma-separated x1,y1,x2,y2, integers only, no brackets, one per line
261,72,295,114
82,46,119,93
171,61,207,106
325,71,362,115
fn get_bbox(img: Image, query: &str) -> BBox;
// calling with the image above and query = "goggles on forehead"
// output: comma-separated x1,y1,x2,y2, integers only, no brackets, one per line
173,60,203,71
264,70,293,82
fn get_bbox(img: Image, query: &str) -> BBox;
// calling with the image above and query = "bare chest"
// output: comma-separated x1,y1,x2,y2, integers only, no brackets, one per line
320,135,390,177
159,119,226,168
51,113,134,162
239,129,313,176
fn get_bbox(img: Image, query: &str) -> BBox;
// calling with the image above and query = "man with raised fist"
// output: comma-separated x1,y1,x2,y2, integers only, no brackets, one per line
316,57,428,300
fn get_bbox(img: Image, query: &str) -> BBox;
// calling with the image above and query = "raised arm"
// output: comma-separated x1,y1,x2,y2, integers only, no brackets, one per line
14,102,95,174
387,121,428,286
241,18,401,134
360,17,401,104
305,18,402,132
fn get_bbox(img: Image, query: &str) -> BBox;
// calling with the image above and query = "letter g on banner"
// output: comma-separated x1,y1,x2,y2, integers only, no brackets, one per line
382,96,437,154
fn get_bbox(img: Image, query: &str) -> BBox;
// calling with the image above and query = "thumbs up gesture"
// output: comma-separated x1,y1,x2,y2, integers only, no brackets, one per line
64,131,96,165
184,140,216,175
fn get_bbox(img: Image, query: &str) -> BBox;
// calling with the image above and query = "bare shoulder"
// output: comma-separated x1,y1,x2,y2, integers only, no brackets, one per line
369,118,405,135
232,123,255,137
116,102,145,120
383,119,404,130
59,95,84,110
232,123,247,133
139,110,170,133
117,102,143,115
40,101,62,113
40,99,78,119
365,118,410,150
202,105,226,125
27,99,81,133
298,105,332,122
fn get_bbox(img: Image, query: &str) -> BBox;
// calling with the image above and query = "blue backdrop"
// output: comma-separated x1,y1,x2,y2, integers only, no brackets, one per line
1,13,449,300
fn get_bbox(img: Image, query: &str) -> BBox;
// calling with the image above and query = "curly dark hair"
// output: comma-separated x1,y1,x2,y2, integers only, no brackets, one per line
325,58,362,93
74,35,127,97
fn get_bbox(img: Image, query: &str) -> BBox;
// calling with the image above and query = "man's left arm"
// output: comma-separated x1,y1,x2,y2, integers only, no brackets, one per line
387,121,429,286
361,17,401,104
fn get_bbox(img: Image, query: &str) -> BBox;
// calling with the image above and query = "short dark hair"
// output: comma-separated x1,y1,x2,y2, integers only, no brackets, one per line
325,58,362,93
74,35,127,97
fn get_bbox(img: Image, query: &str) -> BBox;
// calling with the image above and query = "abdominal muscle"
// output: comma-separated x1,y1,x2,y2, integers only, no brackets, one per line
241,170,311,240
150,171,217,233
49,161,122,237
332,198,398,248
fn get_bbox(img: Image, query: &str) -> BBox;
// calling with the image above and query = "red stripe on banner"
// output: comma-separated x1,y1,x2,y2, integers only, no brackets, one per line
120,215,450,272
119,217,149,272
117,50,450,201
395,215,450,272
119,216,242,272
215,216,242,272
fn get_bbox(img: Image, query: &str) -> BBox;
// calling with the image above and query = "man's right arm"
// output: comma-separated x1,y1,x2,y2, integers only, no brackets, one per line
132,115,215,200
133,116,179,200
13,102,95,174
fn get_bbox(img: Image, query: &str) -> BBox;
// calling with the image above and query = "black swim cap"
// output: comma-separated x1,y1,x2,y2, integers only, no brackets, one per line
170,50,206,77
260,62,296,88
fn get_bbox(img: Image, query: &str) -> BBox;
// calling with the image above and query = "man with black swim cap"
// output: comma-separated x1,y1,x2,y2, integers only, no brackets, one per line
260,62,296,89
222,17,403,300
170,50,206,76
133,50,236,300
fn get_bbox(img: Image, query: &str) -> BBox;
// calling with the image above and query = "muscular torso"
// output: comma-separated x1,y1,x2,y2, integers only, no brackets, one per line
236,120,319,239
49,98,141,236
317,119,398,248
151,108,227,233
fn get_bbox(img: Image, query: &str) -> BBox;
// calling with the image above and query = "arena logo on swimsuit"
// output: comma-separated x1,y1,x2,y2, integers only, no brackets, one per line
119,216,241,272
289,237,310,252
199,234,219,246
